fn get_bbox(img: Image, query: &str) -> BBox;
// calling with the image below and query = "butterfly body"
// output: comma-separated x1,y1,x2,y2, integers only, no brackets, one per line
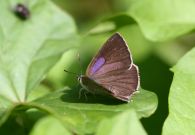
78,75,113,96
78,33,140,102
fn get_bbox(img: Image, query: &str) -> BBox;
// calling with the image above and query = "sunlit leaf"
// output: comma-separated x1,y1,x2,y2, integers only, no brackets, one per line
0,0,77,125
31,88,157,134
0,0,77,102
30,116,72,135
96,109,147,135
128,0,195,41
162,47,195,135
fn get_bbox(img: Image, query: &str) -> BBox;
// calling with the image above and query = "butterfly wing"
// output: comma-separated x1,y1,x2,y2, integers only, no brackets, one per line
95,64,139,101
86,33,133,77
86,33,139,101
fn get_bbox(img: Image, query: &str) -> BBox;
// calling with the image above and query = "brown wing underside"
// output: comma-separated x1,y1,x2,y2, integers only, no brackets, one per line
85,33,139,101
86,33,132,77
95,64,139,101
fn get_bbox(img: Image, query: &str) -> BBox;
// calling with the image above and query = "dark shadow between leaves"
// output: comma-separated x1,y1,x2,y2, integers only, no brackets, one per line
60,86,125,105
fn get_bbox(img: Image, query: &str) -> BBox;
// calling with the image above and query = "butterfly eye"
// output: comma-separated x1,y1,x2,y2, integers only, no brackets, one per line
78,76,81,82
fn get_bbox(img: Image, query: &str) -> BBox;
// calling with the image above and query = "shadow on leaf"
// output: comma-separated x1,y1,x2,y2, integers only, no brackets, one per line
60,86,125,105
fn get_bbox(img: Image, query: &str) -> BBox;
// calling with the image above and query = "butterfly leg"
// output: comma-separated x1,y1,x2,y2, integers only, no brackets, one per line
90,91,96,98
79,88,84,99
79,88,89,101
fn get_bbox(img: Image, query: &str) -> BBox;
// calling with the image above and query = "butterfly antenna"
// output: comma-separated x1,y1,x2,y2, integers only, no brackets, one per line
77,53,83,75
64,69,79,77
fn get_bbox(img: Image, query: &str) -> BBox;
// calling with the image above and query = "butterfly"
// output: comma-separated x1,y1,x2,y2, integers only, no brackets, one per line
13,3,30,20
77,33,140,102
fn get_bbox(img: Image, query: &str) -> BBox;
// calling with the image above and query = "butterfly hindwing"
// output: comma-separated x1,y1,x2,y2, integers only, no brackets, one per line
97,64,139,101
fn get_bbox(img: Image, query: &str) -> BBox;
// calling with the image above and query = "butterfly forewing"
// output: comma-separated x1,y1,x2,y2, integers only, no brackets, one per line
85,33,139,101
86,33,133,77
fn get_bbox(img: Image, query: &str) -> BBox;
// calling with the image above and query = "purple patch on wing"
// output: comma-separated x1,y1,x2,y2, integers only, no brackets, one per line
91,57,105,74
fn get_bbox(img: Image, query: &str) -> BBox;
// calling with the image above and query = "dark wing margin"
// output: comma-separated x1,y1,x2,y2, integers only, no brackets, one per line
86,33,133,77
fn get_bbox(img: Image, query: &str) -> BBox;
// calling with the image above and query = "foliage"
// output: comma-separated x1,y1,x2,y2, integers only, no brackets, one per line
0,0,195,135
162,48,195,135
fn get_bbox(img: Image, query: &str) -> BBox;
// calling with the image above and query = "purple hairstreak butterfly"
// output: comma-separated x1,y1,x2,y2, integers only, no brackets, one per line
13,3,30,20
66,33,140,102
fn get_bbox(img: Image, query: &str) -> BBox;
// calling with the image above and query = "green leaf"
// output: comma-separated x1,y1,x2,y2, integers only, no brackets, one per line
30,116,72,135
117,25,153,62
27,84,51,102
87,14,136,35
162,47,195,135
87,14,135,35
96,109,147,135
89,21,116,34
0,97,13,125
31,88,157,134
46,49,78,90
128,0,195,41
0,0,77,103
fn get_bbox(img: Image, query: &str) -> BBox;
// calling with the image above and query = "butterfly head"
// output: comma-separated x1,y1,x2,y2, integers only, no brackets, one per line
77,75,85,83
63,69,87,89
77,75,82,82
